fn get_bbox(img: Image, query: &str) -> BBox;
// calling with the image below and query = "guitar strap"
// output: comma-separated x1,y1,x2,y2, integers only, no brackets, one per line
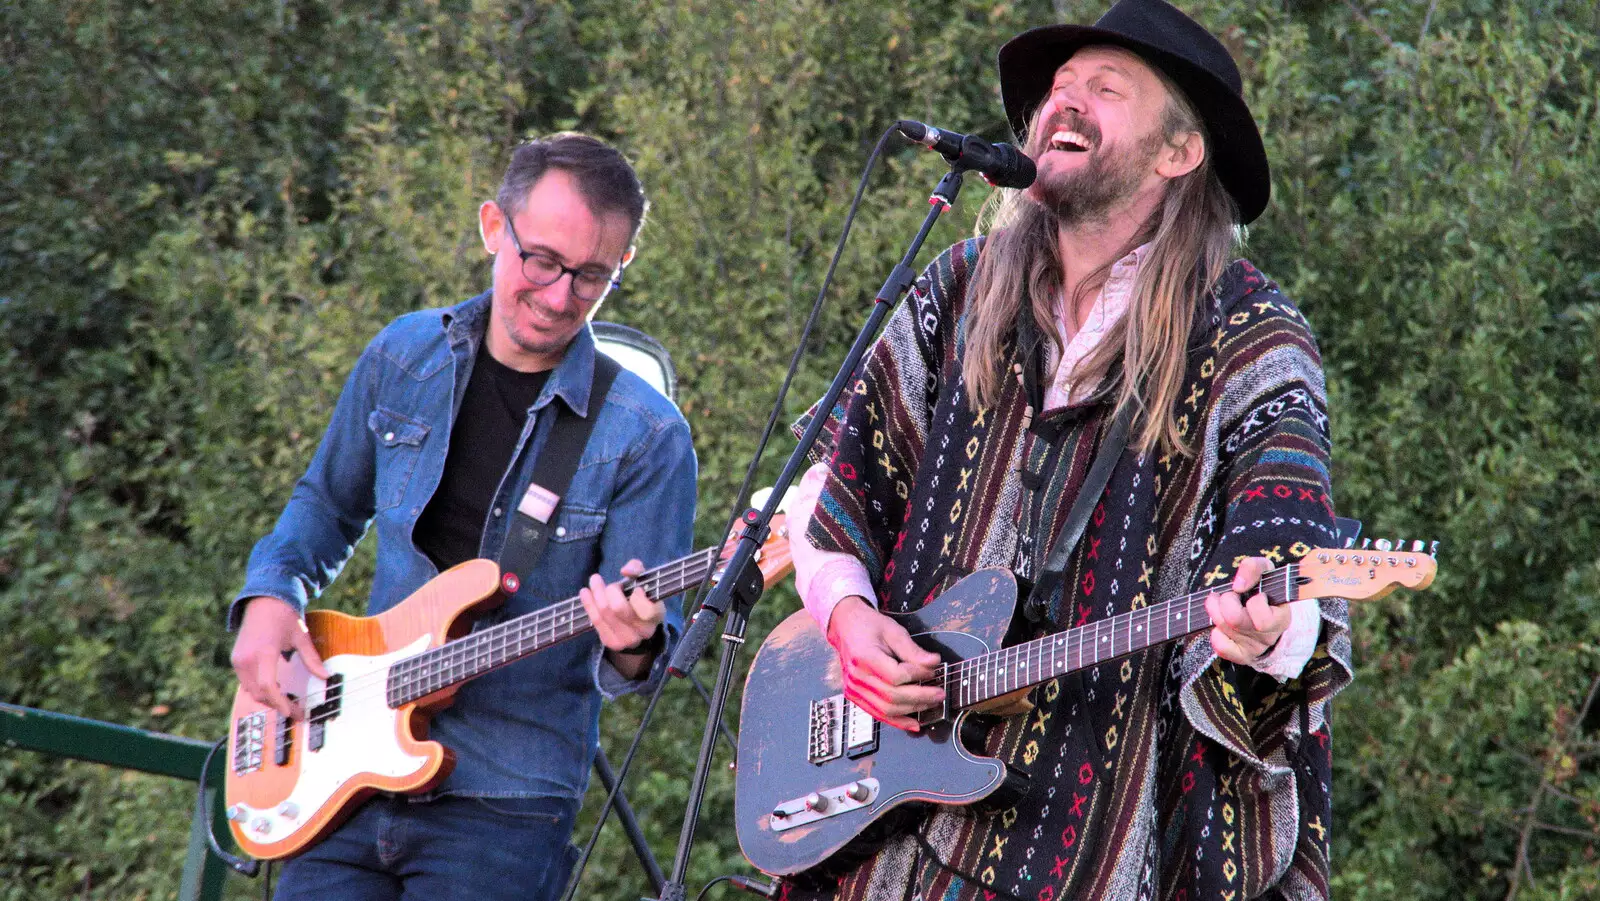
496,352,622,586
1025,399,1134,624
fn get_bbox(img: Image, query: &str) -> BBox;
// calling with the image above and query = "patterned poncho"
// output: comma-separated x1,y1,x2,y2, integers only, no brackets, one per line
784,237,1352,901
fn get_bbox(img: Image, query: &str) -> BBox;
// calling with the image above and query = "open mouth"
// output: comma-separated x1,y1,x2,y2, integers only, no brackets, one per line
1048,130,1092,152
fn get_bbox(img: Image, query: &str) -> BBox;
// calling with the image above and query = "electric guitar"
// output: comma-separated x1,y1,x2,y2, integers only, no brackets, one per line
733,541,1436,876
225,513,793,861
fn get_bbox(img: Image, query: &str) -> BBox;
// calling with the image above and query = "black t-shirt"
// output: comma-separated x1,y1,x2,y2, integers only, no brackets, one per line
413,346,551,572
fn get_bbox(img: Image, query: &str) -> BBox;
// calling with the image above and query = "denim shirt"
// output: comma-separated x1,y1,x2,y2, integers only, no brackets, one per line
231,290,697,803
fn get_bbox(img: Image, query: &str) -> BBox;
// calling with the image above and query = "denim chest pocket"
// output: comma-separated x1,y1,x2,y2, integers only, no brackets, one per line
368,407,430,511
518,506,607,603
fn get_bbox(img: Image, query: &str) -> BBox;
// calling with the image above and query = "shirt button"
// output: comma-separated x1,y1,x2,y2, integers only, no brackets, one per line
384,431,395,441
555,526,566,537
492,507,503,518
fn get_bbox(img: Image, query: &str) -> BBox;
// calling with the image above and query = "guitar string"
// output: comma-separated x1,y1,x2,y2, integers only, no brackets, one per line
256,546,737,733
931,565,1301,715
312,552,713,718
274,556,718,732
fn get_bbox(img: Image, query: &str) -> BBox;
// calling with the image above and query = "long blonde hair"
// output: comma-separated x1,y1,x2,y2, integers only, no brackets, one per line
962,80,1240,456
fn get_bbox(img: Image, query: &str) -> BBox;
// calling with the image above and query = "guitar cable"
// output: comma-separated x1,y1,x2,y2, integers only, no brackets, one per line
197,736,262,877
695,874,779,900
559,123,902,901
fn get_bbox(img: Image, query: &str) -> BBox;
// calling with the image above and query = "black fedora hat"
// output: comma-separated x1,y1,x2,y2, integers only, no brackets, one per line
998,0,1270,224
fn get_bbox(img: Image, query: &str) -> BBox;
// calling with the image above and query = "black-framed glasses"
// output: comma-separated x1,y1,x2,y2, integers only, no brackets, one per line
501,208,623,303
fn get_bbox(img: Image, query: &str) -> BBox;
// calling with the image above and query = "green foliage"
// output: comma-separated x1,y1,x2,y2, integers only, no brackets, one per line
3,0,1599,898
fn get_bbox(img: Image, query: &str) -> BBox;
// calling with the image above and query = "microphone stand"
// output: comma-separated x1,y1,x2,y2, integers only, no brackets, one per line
649,163,972,901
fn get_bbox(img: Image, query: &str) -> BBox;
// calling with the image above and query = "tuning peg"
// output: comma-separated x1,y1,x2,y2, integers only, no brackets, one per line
1429,540,1440,557
1374,538,1392,552
1411,540,1425,553
1361,538,1372,549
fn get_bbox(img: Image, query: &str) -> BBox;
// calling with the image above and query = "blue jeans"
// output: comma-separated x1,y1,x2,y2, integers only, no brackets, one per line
273,794,579,901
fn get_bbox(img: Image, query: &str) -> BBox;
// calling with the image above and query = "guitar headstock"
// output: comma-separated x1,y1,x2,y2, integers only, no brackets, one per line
718,487,797,590
1298,540,1438,601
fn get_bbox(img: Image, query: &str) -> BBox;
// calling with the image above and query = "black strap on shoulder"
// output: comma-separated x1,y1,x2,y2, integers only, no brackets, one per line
1026,400,1134,622
497,353,622,587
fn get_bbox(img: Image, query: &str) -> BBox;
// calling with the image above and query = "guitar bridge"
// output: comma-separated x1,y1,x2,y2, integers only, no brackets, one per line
807,694,879,765
232,711,267,775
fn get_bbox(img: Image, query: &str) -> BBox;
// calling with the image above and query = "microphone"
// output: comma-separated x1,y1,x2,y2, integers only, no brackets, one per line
895,120,1036,189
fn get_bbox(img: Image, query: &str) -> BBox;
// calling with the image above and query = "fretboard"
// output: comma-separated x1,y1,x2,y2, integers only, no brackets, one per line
937,566,1299,714
384,546,721,707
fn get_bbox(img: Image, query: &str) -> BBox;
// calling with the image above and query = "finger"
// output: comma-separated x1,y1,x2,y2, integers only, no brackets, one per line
292,629,330,679
253,653,294,718
580,583,620,649
627,588,664,630
1209,626,1255,666
1232,557,1271,594
1243,592,1289,635
839,645,916,705
881,627,941,677
620,558,646,579
232,649,263,706
1207,589,1253,633
840,656,944,715
841,686,926,733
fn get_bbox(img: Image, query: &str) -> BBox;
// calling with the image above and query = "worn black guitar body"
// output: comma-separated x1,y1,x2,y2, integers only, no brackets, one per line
733,569,1027,877
733,544,1436,877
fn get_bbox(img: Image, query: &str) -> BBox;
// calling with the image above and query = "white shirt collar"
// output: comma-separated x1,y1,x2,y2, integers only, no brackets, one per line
1043,243,1150,410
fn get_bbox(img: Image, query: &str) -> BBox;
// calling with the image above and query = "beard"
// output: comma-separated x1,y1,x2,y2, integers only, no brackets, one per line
1028,114,1166,228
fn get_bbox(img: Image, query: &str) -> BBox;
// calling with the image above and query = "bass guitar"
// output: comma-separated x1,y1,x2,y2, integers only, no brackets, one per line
734,541,1435,876
226,513,793,861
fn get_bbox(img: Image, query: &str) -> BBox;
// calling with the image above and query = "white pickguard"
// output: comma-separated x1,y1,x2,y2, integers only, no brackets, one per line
232,636,433,845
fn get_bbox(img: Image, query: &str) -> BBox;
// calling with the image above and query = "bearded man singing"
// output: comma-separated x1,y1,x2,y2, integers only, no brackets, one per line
780,1,1351,898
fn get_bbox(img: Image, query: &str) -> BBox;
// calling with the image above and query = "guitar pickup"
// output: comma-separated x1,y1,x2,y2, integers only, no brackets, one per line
807,694,879,765
844,702,878,758
307,673,344,753
274,707,293,766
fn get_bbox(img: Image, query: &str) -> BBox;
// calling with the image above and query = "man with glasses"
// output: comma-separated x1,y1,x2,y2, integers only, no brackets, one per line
227,132,697,900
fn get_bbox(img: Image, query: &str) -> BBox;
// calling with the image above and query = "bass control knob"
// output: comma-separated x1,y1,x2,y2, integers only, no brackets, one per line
805,792,830,813
846,782,871,803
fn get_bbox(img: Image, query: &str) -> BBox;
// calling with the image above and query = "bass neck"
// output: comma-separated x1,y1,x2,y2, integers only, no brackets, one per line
384,546,721,707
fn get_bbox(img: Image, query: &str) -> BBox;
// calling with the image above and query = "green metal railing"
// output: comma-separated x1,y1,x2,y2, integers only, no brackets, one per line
0,702,232,901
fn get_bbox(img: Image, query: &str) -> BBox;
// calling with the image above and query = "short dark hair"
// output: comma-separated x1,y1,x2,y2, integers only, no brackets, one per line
496,133,648,242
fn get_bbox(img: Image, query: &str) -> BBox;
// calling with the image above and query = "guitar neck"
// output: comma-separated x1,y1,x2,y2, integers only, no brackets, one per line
385,547,721,707
944,566,1299,712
